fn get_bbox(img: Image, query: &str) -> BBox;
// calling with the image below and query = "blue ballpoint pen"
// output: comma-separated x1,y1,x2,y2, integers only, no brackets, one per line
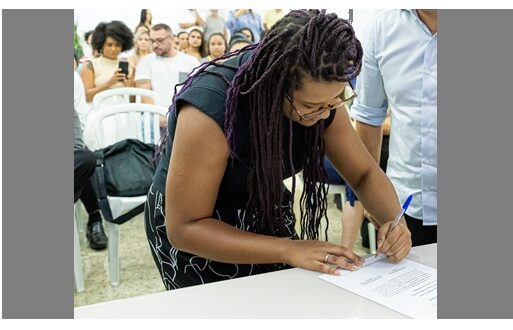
375,194,413,258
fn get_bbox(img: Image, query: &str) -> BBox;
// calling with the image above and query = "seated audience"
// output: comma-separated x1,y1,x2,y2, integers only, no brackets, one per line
237,27,255,43
184,28,205,61
128,30,152,76
228,32,252,52
226,9,264,42
200,33,227,63
176,31,189,52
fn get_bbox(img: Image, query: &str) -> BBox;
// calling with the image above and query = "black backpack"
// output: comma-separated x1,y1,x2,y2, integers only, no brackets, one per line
92,139,157,224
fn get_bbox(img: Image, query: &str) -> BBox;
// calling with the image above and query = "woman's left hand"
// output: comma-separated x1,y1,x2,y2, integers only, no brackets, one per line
376,221,412,262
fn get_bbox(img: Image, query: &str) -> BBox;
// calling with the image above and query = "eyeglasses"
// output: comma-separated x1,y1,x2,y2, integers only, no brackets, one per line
286,82,357,122
149,35,172,44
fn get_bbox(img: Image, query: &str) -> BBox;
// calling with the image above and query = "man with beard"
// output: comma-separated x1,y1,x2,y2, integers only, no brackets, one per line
136,23,199,127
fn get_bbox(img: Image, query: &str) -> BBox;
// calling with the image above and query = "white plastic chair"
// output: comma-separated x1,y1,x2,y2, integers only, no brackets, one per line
84,88,163,150
92,87,161,111
74,202,85,293
90,103,168,286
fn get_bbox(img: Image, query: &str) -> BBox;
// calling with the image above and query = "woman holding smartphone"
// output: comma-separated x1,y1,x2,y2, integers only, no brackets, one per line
80,20,134,103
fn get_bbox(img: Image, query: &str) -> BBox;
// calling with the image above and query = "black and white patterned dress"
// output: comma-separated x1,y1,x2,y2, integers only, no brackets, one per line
144,51,336,290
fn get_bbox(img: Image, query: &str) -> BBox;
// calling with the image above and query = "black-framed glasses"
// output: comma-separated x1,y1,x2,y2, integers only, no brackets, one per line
149,35,173,44
286,81,357,122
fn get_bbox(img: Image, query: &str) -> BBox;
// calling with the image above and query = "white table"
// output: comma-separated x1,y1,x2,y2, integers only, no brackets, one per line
75,243,436,318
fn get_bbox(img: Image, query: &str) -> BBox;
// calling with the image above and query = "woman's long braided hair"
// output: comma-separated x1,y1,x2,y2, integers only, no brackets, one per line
160,9,362,240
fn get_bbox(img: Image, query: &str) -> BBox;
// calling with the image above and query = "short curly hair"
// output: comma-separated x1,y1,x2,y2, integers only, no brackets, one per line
92,20,134,53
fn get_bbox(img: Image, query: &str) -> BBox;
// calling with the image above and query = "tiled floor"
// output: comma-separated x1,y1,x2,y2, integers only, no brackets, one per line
74,175,370,307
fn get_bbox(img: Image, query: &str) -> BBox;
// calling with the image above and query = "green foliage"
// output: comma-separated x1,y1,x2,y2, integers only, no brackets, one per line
74,23,84,59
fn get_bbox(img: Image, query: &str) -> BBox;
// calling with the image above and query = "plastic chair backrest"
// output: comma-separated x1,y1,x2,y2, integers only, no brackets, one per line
90,103,168,148
92,87,162,110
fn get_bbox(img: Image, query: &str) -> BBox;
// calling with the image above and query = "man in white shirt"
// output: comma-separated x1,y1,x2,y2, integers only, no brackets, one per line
135,23,200,127
351,10,437,246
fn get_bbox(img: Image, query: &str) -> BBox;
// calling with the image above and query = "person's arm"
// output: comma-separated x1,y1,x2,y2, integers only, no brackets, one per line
134,57,154,104
324,109,411,262
355,121,383,163
382,110,391,136
135,78,164,126
127,56,135,72
179,10,204,29
255,13,264,37
350,19,397,229
263,11,270,31
165,104,364,274
224,27,229,41
194,9,205,27
225,11,240,34
80,61,126,103
350,19,388,163
135,79,153,103
127,62,136,88
234,9,249,18
179,22,195,29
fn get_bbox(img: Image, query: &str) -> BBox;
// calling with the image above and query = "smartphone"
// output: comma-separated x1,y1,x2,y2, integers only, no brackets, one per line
118,61,129,76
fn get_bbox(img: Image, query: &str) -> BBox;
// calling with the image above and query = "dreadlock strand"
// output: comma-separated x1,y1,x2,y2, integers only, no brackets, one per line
163,10,365,240
242,49,299,95
288,117,297,218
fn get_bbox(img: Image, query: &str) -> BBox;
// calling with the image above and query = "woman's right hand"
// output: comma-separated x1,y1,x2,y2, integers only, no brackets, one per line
105,68,127,88
282,239,365,275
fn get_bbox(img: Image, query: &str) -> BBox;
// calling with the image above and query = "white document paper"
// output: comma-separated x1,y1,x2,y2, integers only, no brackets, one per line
319,255,437,319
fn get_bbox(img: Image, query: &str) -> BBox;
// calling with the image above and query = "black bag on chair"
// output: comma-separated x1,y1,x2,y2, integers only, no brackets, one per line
92,139,157,225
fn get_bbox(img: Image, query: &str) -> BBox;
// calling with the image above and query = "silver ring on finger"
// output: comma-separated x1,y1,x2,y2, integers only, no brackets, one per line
324,253,331,264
